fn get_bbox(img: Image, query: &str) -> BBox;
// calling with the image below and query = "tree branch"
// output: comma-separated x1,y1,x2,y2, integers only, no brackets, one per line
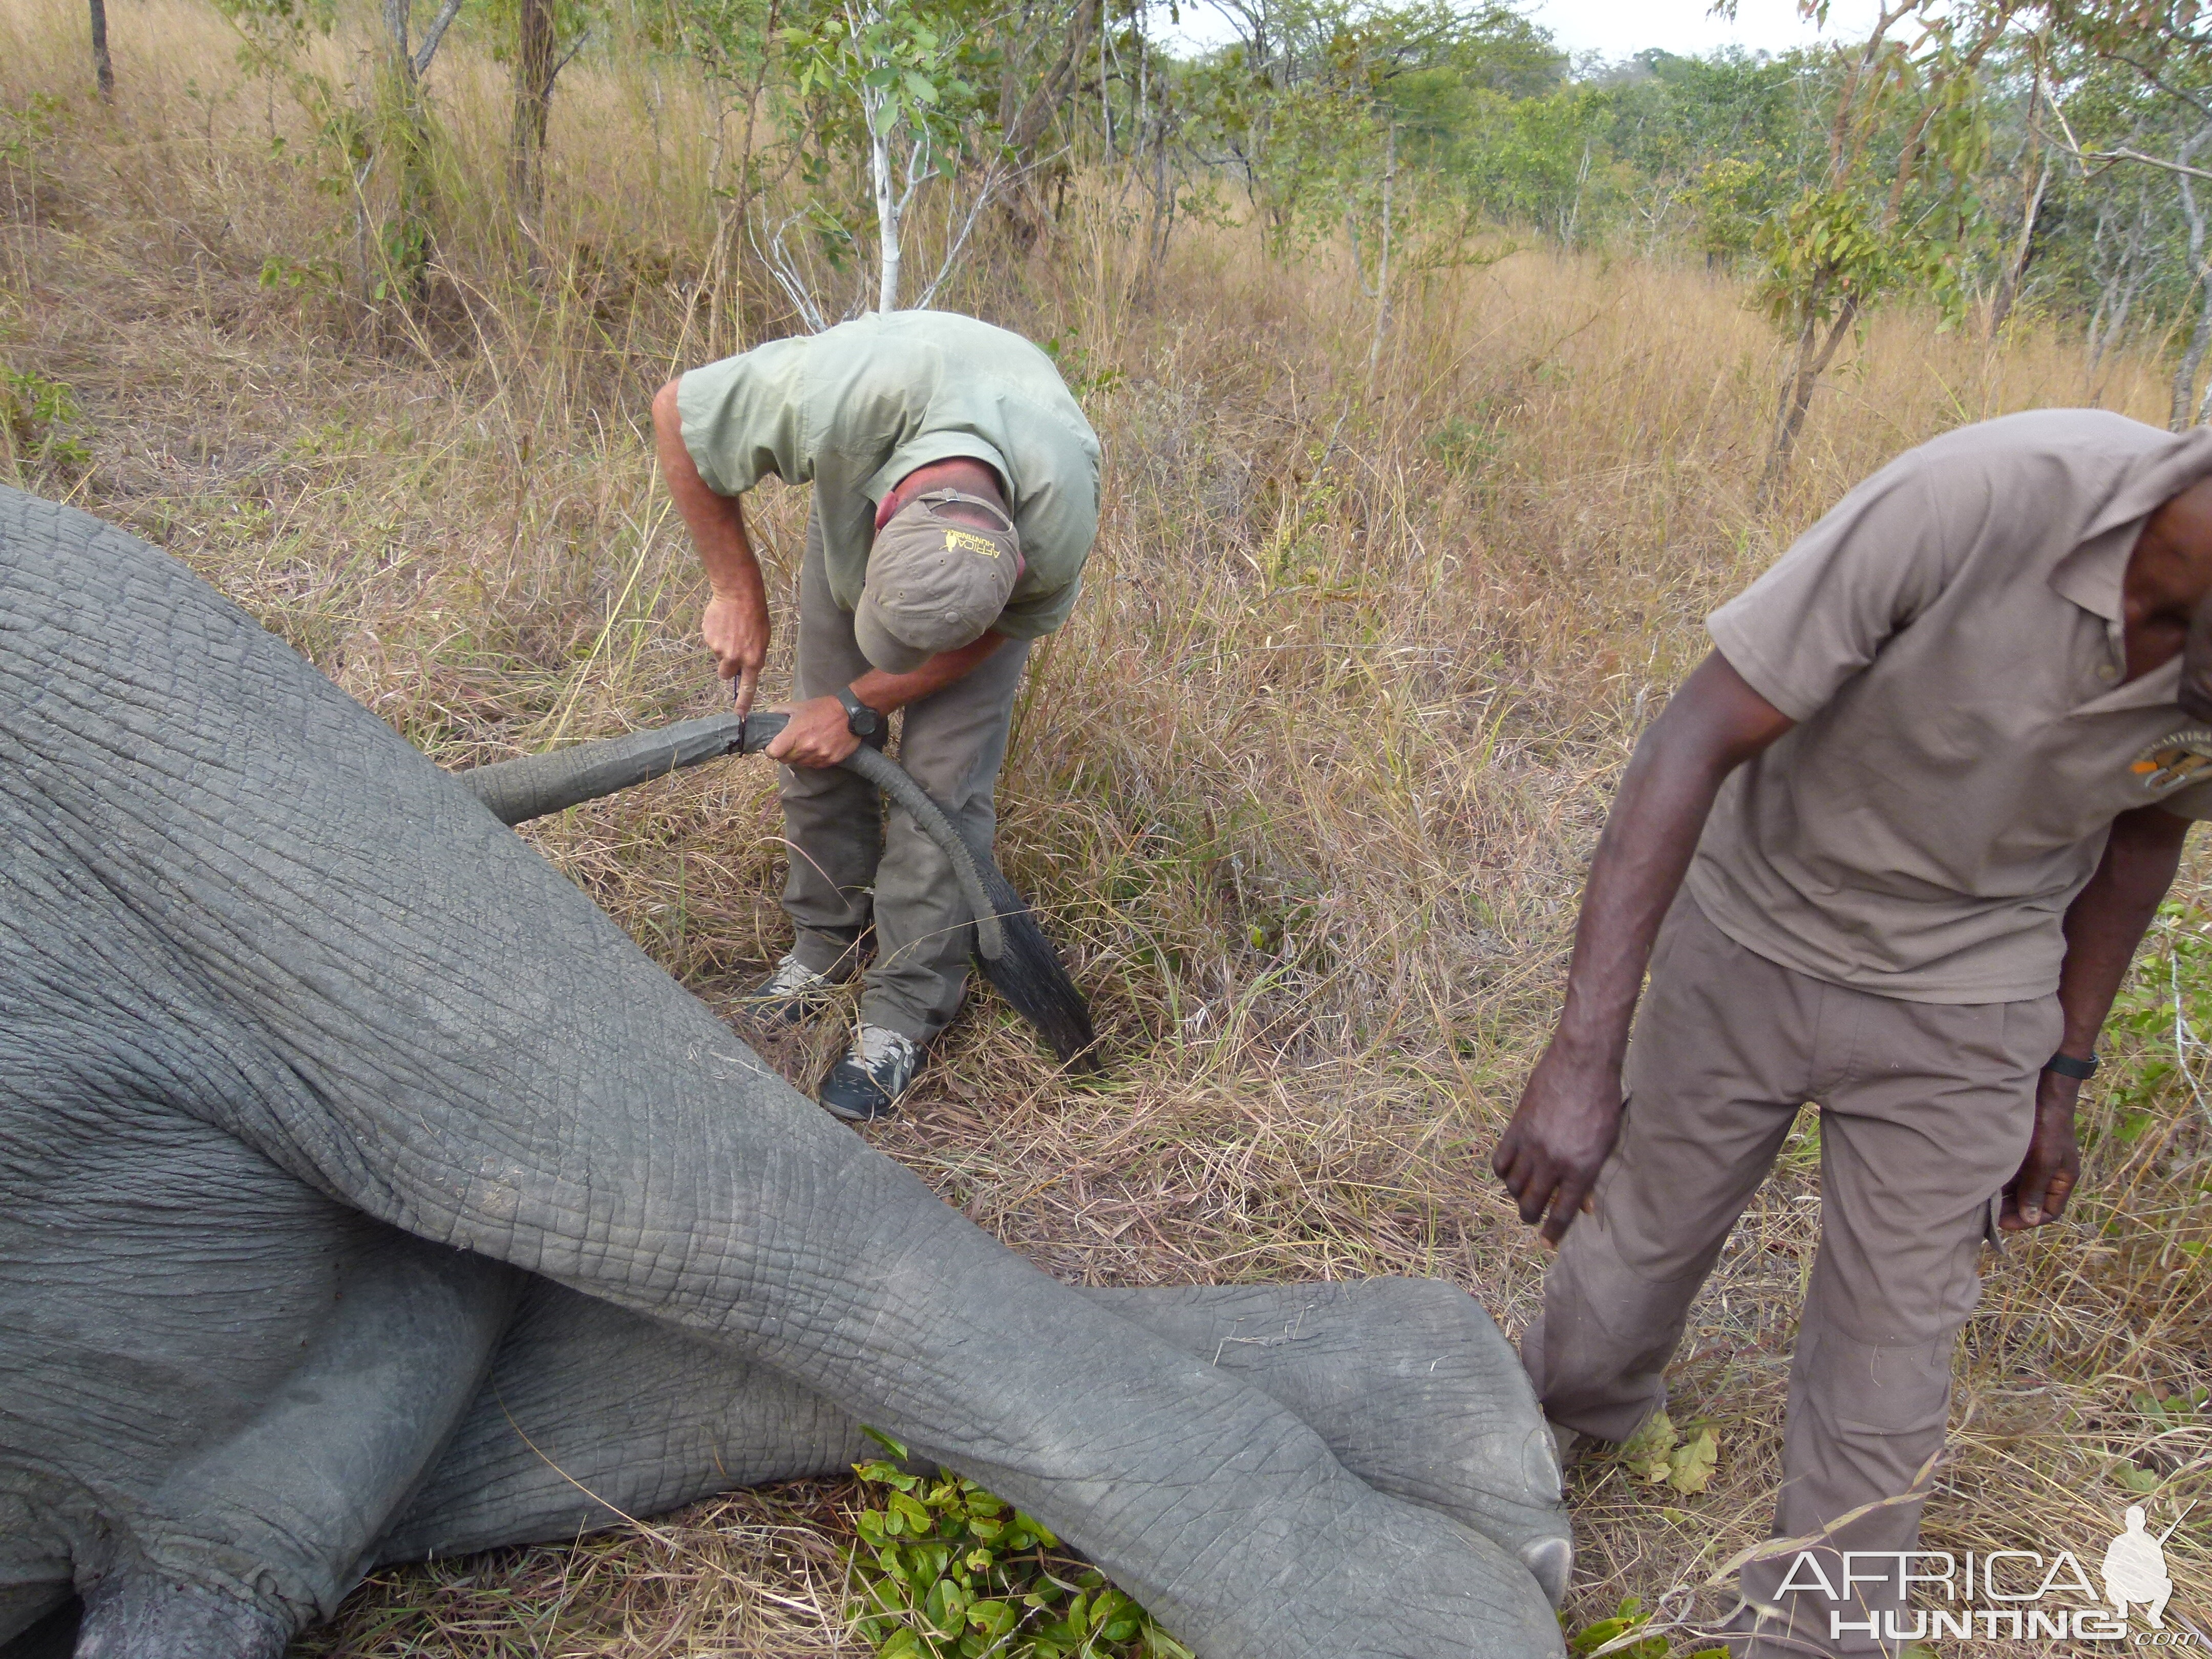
412,0,465,76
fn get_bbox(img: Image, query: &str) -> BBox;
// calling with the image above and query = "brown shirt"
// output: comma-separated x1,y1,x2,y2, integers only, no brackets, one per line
1691,409,2212,1004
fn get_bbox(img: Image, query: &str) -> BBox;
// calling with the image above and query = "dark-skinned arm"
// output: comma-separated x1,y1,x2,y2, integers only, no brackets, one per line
767,633,1012,769
2004,804,2190,1229
1492,651,1796,1245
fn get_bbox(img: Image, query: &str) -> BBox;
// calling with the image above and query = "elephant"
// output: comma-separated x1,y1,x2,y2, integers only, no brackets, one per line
0,486,1571,1659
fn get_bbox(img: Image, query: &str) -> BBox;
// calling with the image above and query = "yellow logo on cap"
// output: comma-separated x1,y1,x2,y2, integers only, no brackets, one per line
944,528,1002,559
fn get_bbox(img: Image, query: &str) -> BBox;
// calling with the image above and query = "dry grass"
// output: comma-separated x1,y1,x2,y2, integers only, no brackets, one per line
5,2,2209,1652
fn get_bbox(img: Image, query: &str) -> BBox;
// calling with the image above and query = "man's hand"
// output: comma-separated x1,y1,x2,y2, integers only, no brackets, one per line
1493,1039,1627,1247
2001,1070,2082,1230
1488,653,1795,1249
702,584,771,718
766,694,862,769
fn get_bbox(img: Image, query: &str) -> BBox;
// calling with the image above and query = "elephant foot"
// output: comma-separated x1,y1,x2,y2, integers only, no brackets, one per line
1284,1491,1566,1659
1083,1279,1573,1603
74,1575,288,1659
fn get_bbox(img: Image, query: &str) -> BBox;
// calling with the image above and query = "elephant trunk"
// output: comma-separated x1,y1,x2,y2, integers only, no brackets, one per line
456,712,1098,1066
454,712,755,828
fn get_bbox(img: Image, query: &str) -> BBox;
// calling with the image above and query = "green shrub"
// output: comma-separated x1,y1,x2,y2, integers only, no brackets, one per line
1,366,90,475
844,1432,1193,1659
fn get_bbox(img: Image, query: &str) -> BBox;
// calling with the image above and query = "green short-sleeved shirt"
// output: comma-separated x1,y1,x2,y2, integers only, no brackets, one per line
1693,409,2212,1004
675,311,1101,640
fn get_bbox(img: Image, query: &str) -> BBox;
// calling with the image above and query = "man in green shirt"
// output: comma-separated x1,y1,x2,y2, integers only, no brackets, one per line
651,311,1100,1119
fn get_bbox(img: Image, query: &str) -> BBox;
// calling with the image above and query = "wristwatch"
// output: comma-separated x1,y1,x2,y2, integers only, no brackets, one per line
836,686,882,742
2044,1052,2099,1081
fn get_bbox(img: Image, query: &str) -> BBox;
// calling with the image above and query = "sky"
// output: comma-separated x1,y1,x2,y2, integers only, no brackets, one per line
1530,0,1878,61
1158,0,1886,67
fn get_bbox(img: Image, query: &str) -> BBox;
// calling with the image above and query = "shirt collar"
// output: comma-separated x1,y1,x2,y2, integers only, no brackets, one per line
2048,516,2144,625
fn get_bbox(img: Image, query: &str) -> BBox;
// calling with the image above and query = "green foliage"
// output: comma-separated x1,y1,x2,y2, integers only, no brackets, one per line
0,91,67,166
1613,1411,1721,1495
1564,1596,1728,1659
0,367,91,475
2102,900,2212,1119
845,1432,1192,1659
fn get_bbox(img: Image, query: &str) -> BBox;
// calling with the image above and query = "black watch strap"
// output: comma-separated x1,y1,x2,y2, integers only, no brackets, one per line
2044,1052,2099,1081
836,686,880,738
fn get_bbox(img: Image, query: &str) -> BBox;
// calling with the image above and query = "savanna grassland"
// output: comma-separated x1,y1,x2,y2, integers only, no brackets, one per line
3,2,2208,1653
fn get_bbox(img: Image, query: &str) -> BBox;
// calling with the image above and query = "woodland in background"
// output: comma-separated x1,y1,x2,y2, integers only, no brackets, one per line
39,0,2212,477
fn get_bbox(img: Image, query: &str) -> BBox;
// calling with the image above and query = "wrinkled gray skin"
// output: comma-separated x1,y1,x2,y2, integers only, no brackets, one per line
0,489,1569,1659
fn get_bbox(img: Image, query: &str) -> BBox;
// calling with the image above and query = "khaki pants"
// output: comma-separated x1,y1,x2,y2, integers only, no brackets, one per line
778,510,1031,1043
1522,893,2058,1657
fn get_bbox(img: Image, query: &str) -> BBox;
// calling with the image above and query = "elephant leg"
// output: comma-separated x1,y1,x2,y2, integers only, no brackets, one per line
383,1280,1569,1606
79,1235,519,1654
1083,1280,1572,1605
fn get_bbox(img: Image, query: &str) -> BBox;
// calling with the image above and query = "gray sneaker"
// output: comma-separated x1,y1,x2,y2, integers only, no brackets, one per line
740,954,841,1028
818,1024,922,1121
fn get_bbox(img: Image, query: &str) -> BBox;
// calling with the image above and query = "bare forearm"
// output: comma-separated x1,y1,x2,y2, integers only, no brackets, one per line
2054,806,2190,1058
651,380,761,601
850,633,1009,714
1494,652,1795,1241
1553,654,1797,1061
1555,734,1737,1062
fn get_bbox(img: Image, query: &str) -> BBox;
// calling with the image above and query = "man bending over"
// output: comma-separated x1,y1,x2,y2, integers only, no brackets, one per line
653,311,1099,1120
1494,409,2212,1654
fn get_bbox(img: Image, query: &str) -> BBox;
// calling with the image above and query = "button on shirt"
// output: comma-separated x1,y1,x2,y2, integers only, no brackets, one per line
1690,409,2212,1004
676,311,1101,640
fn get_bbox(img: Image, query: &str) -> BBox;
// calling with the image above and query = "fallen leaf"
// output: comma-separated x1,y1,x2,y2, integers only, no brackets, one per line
1666,1425,1719,1494
1618,1410,1677,1483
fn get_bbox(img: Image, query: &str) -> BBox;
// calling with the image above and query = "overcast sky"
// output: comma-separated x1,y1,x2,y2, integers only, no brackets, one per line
1531,0,1876,60
1159,0,1884,66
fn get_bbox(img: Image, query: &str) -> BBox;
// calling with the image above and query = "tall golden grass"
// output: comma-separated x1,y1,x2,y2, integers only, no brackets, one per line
5,1,2207,1652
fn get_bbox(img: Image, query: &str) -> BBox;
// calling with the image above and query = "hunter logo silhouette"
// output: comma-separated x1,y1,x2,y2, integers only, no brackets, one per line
2101,1505,2178,1629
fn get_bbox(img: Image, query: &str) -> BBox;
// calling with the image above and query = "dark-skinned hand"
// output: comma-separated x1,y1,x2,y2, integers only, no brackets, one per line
1491,1037,1626,1247
766,694,862,770
2000,1070,2081,1230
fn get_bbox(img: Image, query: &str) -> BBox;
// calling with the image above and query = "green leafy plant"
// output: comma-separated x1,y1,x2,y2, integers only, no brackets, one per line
1565,1595,1728,1658
1,367,91,475
845,1431,1193,1658
1613,1411,1722,1496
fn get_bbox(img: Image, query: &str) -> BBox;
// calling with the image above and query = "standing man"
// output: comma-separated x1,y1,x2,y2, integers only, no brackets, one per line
1493,410,2212,1654
651,311,1099,1121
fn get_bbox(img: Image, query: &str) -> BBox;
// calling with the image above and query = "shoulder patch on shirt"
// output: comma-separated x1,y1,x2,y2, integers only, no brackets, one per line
2132,727,2212,793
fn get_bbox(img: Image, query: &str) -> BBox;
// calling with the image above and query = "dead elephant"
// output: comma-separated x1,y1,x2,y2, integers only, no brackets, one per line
0,487,1569,1659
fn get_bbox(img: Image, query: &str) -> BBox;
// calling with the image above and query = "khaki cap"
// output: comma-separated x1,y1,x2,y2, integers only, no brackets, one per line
854,490,1022,672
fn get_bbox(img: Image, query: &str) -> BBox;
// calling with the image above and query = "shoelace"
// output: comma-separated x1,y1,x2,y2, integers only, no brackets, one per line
759,956,824,996
853,1025,917,1072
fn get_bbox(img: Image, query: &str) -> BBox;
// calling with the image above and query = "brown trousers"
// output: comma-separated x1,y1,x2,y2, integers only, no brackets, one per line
1523,893,2058,1657
778,509,1031,1043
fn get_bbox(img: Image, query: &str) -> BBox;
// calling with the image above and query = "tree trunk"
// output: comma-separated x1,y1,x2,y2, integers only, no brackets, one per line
1369,123,1394,374
2174,278,2212,432
88,0,113,100
509,0,556,246
871,114,901,313
1763,288,1857,494
1988,159,2047,340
